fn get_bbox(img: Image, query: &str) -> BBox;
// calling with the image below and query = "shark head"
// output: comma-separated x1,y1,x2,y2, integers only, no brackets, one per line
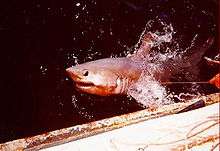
66,58,142,96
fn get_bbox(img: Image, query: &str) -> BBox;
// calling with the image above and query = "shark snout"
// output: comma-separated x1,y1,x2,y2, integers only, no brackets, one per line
66,67,81,80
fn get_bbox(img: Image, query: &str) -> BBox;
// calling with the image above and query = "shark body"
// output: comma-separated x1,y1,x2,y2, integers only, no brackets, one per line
66,32,214,96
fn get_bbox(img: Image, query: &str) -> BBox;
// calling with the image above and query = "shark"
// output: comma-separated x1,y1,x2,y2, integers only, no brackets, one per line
66,31,214,96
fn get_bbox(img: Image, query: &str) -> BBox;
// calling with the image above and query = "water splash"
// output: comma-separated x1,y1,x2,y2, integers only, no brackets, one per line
126,20,202,108
71,95,94,120
166,92,201,102
128,73,172,108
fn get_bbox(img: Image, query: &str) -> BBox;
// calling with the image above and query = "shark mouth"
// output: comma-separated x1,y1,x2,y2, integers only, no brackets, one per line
75,81,95,88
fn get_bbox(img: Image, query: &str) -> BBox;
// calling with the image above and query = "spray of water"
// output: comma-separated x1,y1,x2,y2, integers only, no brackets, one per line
127,20,202,108
128,73,172,108
71,95,94,119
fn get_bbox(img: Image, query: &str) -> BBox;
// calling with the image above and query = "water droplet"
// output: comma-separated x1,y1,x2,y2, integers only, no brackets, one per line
76,3,80,7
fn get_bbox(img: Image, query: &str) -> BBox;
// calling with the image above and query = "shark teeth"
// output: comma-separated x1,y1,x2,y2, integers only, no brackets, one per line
75,81,95,87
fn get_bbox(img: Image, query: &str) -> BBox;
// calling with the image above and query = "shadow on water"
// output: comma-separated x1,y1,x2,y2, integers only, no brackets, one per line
0,0,218,143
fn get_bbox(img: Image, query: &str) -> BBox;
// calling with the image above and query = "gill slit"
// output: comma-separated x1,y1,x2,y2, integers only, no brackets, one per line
121,76,129,94
116,72,123,94
115,71,129,94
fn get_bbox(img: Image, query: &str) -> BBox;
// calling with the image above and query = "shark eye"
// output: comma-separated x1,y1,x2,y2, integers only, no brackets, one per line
83,70,89,76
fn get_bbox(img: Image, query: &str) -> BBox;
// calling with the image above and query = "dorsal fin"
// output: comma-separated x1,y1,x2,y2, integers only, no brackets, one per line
128,31,155,61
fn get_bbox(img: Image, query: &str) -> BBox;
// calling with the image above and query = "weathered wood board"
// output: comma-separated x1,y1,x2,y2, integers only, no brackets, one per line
0,93,219,151
44,102,219,151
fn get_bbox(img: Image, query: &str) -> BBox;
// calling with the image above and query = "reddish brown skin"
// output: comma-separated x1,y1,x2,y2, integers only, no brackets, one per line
209,73,220,89
205,56,220,89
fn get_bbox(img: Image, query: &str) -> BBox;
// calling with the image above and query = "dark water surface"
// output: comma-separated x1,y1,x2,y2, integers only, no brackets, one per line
0,0,218,143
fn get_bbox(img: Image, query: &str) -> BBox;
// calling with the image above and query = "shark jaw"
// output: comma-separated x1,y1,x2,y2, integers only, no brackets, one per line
75,82,115,96
75,81,95,89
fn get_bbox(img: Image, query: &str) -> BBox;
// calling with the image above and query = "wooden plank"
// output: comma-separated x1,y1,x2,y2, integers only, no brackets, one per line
0,93,219,151
43,103,219,151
